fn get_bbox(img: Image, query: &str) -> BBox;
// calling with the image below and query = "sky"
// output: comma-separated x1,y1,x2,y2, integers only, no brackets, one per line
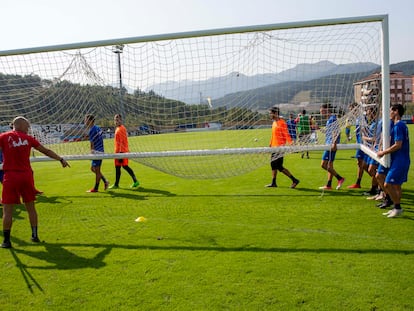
0,0,412,64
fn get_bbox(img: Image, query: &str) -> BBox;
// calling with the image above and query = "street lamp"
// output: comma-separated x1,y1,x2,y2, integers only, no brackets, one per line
112,45,125,119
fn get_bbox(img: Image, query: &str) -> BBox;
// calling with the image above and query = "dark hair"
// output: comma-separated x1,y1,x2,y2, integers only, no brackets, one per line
302,109,307,115
114,114,122,120
321,103,333,112
85,114,95,123
269,106,279,114
391,103,405,116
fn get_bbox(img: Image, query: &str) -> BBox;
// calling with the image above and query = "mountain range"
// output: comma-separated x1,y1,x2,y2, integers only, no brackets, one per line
145,60,414,110
146,60,379,104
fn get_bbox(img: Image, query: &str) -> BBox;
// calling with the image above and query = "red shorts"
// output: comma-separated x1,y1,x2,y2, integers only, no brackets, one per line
114,158,129,167
2,171,36,204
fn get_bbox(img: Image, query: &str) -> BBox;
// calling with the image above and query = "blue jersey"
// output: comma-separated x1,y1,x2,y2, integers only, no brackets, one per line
286,119,297,140
89,125,105,152
390,120,410,165
325,114,340,144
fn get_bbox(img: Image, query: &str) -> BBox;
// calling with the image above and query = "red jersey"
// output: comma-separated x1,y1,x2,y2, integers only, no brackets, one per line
0,130,40,171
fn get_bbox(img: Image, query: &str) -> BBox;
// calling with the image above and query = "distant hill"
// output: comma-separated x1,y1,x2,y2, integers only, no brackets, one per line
145,61,414,108
209,60,414,111
390,61,414,74
146,61,379,104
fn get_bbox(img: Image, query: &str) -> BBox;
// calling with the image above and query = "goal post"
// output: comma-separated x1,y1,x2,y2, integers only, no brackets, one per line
0,15,390,178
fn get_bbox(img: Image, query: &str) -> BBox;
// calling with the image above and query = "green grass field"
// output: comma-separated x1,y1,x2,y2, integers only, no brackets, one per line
1,126,413,310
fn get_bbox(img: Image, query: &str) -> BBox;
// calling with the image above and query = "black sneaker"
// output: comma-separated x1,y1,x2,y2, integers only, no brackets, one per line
291,179,300,189
363,190,378,196
266,183,277,188
377,201,392,209
1,241,12,248
31,237,40,243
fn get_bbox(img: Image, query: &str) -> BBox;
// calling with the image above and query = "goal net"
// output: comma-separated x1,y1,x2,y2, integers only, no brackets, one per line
0,15,389,178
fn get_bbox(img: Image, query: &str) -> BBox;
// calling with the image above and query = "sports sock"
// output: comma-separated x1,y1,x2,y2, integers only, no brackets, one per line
3,230,11,242
31,226,38,238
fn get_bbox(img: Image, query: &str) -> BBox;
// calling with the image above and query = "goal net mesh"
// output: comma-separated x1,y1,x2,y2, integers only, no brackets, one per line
0,17,385,178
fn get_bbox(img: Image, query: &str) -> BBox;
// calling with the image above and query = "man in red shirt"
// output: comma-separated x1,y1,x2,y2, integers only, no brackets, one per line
266,107,300,188
108,114,139,189
0,116,70,248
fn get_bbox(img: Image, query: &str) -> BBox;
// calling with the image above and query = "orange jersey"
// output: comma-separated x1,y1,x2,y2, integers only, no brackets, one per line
114,125,129,153
269,119,292,147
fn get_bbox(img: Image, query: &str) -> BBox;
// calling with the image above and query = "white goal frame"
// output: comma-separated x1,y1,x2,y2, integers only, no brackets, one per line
0,14,390,167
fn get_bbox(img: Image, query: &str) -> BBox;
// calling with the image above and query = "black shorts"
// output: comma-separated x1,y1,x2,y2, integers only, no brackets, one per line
270,154,284,171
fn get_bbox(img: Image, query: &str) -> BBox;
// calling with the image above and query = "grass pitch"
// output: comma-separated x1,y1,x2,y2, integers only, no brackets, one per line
0,127,413,310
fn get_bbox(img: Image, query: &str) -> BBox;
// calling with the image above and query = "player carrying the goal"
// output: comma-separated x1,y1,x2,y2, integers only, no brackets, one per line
108,114,140,189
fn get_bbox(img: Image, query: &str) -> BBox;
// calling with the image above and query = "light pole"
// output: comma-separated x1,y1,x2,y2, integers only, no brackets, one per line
113,45,125,119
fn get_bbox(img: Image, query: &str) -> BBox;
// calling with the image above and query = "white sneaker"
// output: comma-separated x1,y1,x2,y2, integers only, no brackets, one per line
382,209,393,216
375,191,385,201
367,194,379,200
387,208,403,218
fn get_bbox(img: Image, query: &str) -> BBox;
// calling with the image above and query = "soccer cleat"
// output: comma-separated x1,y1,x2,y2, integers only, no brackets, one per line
290,179,300,189
1,241,12,248
336,178,345,190
108,184,119,189
347,183,361,189
266,183,277,188
35,189,44,195
382,209,393,216
31,236,40,243
387,208,403,218
104,181,110,190
86,188,98,193
131,181,140,188
377,200,392,209
319,185,332,190
363,190,378,196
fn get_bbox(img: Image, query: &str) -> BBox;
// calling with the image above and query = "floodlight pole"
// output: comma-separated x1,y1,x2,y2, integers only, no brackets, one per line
113,45,125,120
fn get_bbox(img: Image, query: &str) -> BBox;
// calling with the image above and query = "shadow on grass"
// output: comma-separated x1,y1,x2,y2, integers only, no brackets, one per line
35,186,176,204
5,233,414,291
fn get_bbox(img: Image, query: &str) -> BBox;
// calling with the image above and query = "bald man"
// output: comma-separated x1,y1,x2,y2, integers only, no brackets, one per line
0,116,70,248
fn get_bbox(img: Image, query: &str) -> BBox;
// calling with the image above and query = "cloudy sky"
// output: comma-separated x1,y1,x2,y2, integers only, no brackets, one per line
0,0,412,64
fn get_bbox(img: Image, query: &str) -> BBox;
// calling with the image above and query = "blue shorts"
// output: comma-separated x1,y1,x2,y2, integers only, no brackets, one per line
91,160,103,167
385,163,409,185
322,150,336,162
355,149,365,159
368,157,379,167
377,164,388,175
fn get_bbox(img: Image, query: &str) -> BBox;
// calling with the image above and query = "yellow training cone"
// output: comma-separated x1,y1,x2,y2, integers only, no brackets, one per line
135,216,147,222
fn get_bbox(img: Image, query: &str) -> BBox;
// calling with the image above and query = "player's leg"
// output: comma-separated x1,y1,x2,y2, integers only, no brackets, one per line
2,204,13,248
122,165,139,187
24,201,40,242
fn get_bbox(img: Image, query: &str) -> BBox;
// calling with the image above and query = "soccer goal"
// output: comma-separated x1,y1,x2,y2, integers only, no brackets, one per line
0,15,390,178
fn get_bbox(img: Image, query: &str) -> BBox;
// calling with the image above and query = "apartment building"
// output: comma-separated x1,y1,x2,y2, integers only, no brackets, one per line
353,71,413,105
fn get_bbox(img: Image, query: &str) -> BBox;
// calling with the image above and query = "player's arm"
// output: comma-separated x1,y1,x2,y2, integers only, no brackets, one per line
90,140,96,153
35,144,70,167
377,140,402,158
